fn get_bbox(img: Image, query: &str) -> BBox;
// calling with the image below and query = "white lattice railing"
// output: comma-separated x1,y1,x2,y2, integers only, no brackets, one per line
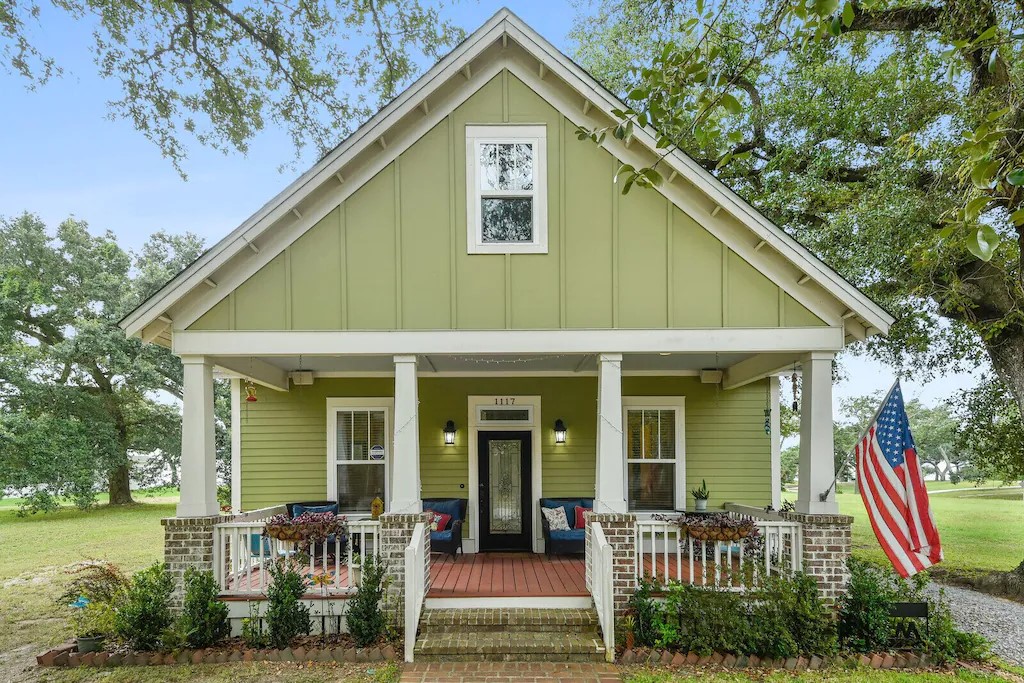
212,514,379,595
635,507,801,591
590,523,615,663
403,521,427,663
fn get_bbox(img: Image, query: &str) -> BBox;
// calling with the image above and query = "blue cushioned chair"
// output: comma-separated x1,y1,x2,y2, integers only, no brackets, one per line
422,498,467,559
540,498,593,555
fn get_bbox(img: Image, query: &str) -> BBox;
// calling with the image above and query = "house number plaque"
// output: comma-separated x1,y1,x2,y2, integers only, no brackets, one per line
494,397,516,405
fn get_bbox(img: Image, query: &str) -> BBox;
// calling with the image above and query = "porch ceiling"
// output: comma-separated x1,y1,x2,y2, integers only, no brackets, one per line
213,352,761,376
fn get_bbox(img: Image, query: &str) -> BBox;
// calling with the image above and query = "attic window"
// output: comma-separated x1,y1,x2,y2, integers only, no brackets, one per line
466,125,547,254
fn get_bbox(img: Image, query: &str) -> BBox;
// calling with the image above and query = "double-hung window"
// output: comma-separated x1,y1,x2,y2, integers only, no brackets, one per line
327,399,392,514
622,398,685,511
466,125,547,254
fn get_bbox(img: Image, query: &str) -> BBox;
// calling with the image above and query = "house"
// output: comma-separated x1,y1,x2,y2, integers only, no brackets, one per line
121,8,892,661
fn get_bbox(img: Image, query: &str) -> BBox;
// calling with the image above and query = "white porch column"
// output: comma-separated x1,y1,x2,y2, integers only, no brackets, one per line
796,352,839,514
595,353,627,513
390,354,421,513
178,355,218,517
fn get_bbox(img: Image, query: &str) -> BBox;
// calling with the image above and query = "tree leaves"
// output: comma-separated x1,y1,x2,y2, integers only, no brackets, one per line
966,225,1000,261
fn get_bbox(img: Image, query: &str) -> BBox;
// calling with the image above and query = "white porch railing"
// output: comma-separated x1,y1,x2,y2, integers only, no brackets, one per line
403,521,427,663
212,512,379,595
635,508,801,591
590,523,615,663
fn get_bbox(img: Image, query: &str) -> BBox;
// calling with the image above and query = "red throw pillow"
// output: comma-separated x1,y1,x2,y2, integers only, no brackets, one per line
574,505,592,530
424,509,452,532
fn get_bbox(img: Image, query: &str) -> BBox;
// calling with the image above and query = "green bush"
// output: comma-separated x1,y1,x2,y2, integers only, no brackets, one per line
264,558,311,649
626,579,662,647
178,567,230,648
113,563,175,650
241,601,267,649
655,584,750,655
839,557,990,662
346,555,388,647
748,573,837,658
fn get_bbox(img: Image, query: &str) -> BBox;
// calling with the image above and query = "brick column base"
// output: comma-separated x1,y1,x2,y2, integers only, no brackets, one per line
378,512,431,626
162,515,225,610
585,512,636,619
783,511,853,602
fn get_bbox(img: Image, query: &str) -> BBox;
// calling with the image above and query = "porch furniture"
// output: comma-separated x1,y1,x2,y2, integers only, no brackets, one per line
423,498,467,558
540,498,593,555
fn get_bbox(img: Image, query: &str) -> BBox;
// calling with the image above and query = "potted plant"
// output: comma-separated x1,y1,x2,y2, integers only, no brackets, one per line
691,479,710,512
70,599,115,653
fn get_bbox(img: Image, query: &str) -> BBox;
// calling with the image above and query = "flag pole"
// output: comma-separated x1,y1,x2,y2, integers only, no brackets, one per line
818,379,901,502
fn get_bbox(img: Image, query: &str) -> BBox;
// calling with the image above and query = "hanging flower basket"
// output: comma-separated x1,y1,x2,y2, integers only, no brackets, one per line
656,513,754,543
262,512,347,545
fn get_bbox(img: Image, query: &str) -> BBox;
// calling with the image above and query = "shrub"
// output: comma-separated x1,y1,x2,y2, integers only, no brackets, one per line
178,567,230,648
72,601,116,638
58,561,130,607
113,563,175,650
748,573,836,658
626,579,661,647
346,555,388,647
264,558,311,649
241,601,267,649
654,584,750,655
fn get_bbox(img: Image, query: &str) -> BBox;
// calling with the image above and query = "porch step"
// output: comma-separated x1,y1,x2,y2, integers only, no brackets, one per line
418,607,599,633
413,608,606,662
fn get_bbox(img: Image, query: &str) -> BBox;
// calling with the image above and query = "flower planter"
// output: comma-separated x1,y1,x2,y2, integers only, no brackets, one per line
75,636,105,654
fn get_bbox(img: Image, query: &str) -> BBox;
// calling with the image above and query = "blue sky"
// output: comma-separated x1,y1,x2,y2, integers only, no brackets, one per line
0,0,981,414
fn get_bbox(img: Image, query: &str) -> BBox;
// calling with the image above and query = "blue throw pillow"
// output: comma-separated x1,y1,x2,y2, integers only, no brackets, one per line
292,503,338,517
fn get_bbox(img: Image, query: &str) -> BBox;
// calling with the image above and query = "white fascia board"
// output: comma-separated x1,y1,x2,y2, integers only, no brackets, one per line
503,19,894,334
120,11,514,339
173,328,845,357
211,356,290,391
722,353,803,390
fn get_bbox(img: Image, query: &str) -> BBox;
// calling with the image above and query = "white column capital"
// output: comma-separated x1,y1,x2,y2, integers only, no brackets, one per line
801,351,836,363
598,353,623,363
179,354,213,367
393,354,418,365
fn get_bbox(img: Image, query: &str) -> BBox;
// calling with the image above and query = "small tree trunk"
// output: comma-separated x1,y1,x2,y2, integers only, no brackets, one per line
987,331,1024,417
108,464,134,505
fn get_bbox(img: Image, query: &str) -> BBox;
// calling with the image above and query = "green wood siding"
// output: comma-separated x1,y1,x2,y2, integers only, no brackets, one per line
190,70,825,333
239,376,771,513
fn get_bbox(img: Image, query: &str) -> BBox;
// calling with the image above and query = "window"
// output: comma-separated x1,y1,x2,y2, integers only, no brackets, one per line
466,125,547,254
477,406,533,424
623,399,685,512
327,400,391,514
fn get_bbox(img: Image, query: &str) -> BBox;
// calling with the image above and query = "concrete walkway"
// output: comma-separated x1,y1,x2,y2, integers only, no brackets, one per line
400,662,621,682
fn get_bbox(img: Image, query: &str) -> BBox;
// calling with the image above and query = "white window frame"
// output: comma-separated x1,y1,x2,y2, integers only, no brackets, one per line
622,396,686,512
475,404,535,426
465,124,548,254
326,397,394,515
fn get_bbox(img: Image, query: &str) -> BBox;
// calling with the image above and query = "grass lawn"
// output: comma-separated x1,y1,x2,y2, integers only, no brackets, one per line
832,483,1024,575
621,666,1022,682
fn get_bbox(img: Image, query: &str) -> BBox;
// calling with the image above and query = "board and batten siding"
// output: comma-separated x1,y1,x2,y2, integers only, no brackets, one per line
238,376,772,514
190,70,824,333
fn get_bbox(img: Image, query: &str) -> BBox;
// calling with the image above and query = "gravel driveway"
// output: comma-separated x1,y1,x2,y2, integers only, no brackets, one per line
926,583,1024,665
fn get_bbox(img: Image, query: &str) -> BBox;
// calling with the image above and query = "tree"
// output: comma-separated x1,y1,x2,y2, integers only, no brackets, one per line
0,213,219,510
1,0,463,174
954,375,1024,482
572,0,1024,424
781,444,799,485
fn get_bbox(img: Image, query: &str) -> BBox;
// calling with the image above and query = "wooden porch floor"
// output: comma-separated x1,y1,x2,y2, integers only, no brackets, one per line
427,553,588,598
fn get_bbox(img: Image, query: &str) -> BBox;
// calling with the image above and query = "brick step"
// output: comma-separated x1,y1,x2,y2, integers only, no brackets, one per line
412,632,607,662
417,608,599,634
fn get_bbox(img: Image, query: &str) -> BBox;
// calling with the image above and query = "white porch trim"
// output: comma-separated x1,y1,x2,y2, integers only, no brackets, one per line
595,354,627,513
178,356,218,517
172,327,845,357
466,395,543,554
796,352,838,514
391,355,422,513
230,378,241,513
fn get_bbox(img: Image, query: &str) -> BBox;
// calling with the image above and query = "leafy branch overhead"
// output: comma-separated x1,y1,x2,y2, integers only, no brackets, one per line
0,0,464,175
573,0,1024,425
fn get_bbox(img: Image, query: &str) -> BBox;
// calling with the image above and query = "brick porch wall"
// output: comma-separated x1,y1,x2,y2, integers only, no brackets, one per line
378,512,431,626
584,512,636,619
783,511,854,602
162,515,225,609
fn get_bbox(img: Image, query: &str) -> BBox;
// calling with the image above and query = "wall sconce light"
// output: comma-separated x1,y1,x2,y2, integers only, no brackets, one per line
554,419,567,445
443,420,456,445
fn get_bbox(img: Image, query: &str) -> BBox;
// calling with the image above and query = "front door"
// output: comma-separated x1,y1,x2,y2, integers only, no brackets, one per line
478,431,532,552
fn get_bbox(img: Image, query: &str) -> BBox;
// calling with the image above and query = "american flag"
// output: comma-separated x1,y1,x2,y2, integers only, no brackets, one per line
855,381,943,577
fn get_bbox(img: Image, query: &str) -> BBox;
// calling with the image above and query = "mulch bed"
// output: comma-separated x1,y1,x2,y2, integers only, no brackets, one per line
618,647,940,670
37,636,400,668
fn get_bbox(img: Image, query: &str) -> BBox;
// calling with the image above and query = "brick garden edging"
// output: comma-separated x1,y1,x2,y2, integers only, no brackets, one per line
617,647,939,670
37,642,399,668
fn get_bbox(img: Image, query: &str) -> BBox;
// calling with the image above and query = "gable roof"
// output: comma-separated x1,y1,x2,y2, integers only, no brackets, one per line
121,8,894,344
